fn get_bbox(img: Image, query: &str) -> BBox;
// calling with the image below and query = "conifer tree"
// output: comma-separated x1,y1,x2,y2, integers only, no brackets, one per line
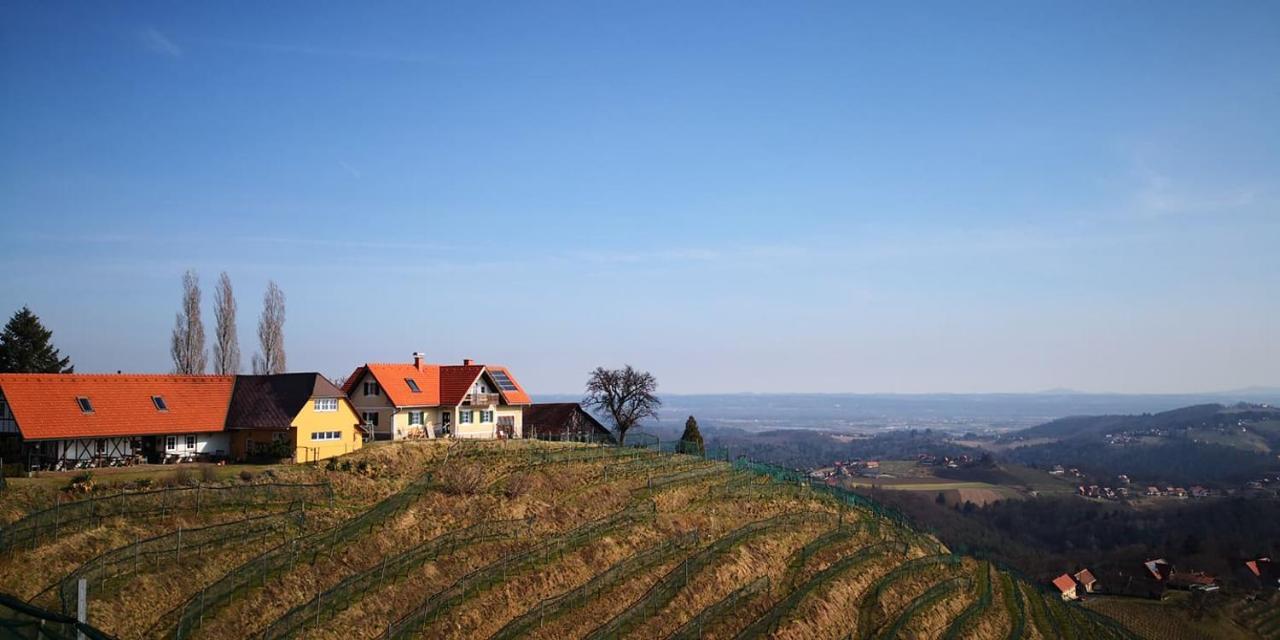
679,415,705,457
0,306,73,373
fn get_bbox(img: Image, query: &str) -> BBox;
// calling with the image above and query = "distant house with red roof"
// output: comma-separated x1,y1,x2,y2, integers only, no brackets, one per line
1073,569,1100,594
1051,574,1079,601
0,372,361,469
343,353,532,441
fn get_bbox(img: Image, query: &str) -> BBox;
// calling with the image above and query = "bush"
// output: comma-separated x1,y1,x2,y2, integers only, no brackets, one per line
502,473,533,499
66,471,94,493
136,477,153,489
239,470,255,483
441,463,485,496
199,465,219,483
173,467,196,487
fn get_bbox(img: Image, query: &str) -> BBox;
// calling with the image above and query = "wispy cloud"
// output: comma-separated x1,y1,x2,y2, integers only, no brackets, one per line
1134,162,1264,217
139,28,182,58
193,37,433,64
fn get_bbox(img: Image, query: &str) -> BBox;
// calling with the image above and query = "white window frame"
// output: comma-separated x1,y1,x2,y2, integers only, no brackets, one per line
408,411,424,426
361,411,379,426
166,435,177,450
314,398,339,412
480,410,494,423
459,410,474,424
185,435,196,449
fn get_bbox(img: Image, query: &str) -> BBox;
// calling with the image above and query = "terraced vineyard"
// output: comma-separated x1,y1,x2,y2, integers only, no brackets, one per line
1,440,1143,639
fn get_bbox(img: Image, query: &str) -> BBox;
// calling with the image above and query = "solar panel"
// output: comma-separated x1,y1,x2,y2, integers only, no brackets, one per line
490,371,519,391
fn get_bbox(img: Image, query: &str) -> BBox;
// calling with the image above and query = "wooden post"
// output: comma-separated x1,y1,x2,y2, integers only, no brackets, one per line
76,578,87,640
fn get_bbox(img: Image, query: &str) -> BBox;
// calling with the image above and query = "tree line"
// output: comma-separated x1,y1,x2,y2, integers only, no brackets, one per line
169,270,286,375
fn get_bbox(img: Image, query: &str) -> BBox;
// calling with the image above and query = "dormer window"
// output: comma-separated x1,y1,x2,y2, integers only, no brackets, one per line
152,396,168,411
314,398,338,412
76,397,94,413
405,378,421,393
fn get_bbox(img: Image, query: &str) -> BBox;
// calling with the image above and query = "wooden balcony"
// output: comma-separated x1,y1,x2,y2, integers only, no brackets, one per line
465,392,500,406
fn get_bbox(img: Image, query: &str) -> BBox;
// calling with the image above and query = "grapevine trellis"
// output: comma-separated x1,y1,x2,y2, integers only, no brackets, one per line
854,554,963,639
875,575,970,640
583,511,830,640
256,518,528,640
43,505,306,615
666,576,771,640
0,481,332,553
490,531,700,640
383,500,658,639
941,561,992,640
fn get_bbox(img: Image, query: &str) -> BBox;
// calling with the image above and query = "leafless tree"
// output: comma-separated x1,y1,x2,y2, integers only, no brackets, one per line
170,270,207,374
252,280,286,374
212,272,240,374
583,365,660,446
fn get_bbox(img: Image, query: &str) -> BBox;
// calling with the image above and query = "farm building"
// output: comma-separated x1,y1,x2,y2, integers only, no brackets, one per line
522,403,615,443
1052,574,1079,601
1074,568,1100,593
343,353,532,441
0,372,361,470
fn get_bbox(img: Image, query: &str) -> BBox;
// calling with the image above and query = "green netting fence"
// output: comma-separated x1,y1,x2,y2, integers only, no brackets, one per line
0,481,332,553
257,518,527,640
383,500,657,639
667,575,770,640
875,575,970,640
154,471,436,639
941,561,992,640
490,531,700,640
780,523,862,591
584,511,830,640
730,459,913,529
0,592,117,640
734,539,909,639
44,505,306,614
998,571,1025,640
854,554,964,639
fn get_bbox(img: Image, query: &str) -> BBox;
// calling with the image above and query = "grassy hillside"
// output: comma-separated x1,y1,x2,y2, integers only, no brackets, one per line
1,440,1139,639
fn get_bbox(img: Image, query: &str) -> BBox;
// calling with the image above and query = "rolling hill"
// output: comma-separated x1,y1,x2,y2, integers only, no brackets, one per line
0,440,1137,639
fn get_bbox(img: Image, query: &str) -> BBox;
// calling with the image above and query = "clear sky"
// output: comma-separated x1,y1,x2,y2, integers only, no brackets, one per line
1,2,1277,394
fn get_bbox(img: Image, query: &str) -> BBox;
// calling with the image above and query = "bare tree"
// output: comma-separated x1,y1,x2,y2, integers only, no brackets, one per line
583,365,660,446
212,272,240,374
252,280,286,374
170,270,207,374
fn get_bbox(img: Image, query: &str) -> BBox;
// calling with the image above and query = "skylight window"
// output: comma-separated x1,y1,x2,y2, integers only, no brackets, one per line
490,371,519,392
152,396,168,411
76,397,94,413
405,378,421,393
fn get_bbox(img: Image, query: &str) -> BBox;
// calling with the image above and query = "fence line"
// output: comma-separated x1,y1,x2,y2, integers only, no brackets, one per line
383,500,657,639
667,576,770,640
43,505,305,614
584,511,829,640
874,575,970,640
257,519,527,640
941,561,992,640
0,481,331,553
490,531,700,640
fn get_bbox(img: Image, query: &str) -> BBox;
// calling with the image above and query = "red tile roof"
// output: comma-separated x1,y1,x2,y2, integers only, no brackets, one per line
344,359,532,407
0,374,234,440
1073,569,1097,586
1052,574,1077,594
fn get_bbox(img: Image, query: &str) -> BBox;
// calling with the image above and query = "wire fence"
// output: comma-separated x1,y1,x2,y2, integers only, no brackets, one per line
998,571,1025,640
734,539,909,639
779,522,862,592
855,554,964,639
941,561,992,640
584,511,829,640
44,505,306,615
0,481,332,553
0,592,117,640
383,500,658,639
257,519,528,640
875,575,970,640
154,471,437,639
667,575,770,640
490,531,700,640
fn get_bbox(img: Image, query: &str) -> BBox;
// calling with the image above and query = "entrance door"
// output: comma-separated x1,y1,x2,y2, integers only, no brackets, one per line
440,411,452,437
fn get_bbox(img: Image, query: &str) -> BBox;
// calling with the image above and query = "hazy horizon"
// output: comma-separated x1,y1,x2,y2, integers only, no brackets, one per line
2,2,1277,394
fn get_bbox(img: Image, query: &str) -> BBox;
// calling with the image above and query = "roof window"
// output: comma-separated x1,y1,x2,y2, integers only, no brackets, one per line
76,397,94,413
152,395,168,411
405,378,421,393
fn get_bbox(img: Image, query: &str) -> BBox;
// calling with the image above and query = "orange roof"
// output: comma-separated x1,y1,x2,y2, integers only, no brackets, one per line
0,373,234,440
344,359,532,407
1073,569,1097,585
1052,574,1077,594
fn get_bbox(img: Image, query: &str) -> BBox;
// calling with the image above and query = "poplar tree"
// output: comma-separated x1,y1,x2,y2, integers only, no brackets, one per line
170,270,207,374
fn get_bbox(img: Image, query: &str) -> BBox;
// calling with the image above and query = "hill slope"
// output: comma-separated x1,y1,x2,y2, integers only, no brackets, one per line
1,440,1136,639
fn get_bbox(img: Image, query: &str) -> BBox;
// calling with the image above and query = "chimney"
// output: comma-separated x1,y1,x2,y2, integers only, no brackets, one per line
463,358,474,366
412,352,425,371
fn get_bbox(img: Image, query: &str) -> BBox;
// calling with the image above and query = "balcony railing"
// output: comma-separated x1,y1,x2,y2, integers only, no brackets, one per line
464,392,500,406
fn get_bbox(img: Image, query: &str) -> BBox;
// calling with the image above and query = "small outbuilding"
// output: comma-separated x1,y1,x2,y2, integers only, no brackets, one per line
522,403,615,443
1052,574,1079,601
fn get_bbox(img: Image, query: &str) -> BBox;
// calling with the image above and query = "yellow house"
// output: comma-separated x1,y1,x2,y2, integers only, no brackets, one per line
226,373,363,463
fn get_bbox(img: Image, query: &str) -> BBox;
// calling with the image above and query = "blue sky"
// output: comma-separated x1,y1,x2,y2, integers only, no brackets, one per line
1,1,1277,394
